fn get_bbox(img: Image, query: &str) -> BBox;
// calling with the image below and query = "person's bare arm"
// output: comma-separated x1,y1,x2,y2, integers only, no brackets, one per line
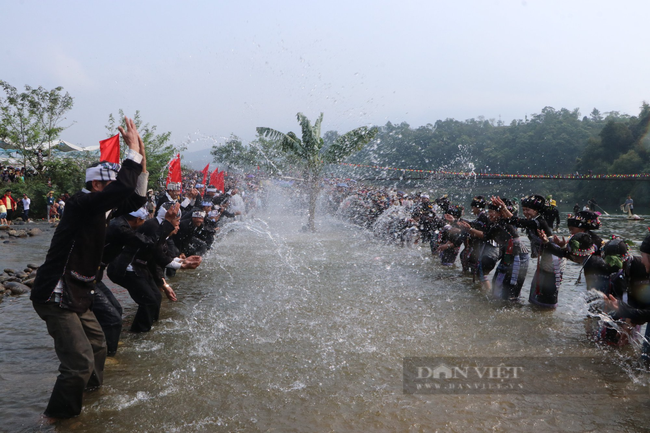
117,117,141,153
492,196,512,219
457,220,484,239
138,135,147,172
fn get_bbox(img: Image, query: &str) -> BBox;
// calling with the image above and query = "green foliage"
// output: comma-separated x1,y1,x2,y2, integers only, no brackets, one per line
42,155,94,194
105,109,176,189
0,178,57,219
0,80,74,171
257,112,378,172
210,133,303,175
0,157,87,219
571,103,650,205
31,85,74,158
0,81,42,170
210,135,258,171
257,112,377,230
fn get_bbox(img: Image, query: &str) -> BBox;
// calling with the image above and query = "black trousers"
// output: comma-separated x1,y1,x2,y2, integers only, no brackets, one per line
92,281,123,355
33,301,106,418
107,266,161,333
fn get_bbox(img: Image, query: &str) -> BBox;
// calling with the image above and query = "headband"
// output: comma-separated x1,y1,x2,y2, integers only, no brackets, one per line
129,207,149,219
85,162,120,183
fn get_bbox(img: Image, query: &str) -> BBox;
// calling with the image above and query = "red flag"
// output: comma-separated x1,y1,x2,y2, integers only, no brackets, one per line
166,154,182,186
201,164,210,185
209,167,219,188
99,134,120,163
216,171,225,193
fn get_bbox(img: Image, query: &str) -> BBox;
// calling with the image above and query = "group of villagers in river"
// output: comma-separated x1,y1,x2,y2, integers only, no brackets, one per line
30,117,264,420
330,185,650,364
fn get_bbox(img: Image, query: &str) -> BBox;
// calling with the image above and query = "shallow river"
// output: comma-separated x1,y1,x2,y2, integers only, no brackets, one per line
2,201,650,432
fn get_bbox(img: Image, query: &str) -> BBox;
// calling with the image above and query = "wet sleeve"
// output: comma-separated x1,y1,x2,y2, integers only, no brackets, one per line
612,302,650,323
542,242,566,258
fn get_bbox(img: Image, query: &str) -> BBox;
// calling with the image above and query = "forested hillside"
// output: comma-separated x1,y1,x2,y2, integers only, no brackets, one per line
346,105,650,206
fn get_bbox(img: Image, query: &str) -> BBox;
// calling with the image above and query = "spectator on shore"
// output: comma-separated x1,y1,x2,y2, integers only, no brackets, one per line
49,202,59,221
57,196,66,219
45,191,55,223
0,200,7,225
21,193,31,222
1,189,17,222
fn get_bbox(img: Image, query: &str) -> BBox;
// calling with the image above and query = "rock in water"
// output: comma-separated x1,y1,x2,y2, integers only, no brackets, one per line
22,278,35,287
27,264,40,270
4,282,30,295
3,269,16,275
28,228,42,236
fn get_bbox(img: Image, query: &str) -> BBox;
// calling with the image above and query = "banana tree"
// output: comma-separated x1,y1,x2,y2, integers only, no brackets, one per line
257,113,377,231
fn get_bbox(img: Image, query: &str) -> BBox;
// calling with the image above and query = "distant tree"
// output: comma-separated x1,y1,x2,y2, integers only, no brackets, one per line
210,134,257,171
257,112,377,231
248,133,302,175
0,80,42,170
31,85,74,159
589,108,603,122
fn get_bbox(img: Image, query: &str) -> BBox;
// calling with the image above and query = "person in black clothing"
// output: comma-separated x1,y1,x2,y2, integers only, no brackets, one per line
107,204,179,333
506,194,560,308
92,140,150,355
143,202,203,286
94,205,150,355
205,184,228,206
155,182,199,215
458,197,529,299
435,194,451,214
30,117,144,419
538,231,609,292
599,238,650,347
542,199,561,231
459,196,490,277
554,211,604,256
603,234,650,362
173,210,216,256
605,239,650,310
436,205,465,266
201,201,221,229
413,194,444,251
570,211,604,254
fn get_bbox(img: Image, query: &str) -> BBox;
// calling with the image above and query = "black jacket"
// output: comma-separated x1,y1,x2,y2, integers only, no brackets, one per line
139,217,177,286
31,159,142,312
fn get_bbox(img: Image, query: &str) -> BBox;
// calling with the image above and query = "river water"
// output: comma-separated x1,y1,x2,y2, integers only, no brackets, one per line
2,197,650,432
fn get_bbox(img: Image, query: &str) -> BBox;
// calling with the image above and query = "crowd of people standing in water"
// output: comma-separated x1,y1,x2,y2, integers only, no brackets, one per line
327,183,650,362
25,114,650,421
30,117,266,420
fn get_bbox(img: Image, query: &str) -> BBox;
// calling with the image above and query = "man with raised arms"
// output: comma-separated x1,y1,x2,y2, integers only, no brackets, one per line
30,117,145,420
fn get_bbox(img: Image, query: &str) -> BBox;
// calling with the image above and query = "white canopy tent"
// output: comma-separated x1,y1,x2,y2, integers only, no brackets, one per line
0,139,99,152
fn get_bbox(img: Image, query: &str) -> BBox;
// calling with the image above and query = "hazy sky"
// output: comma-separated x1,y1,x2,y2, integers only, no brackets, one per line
3,0,649,152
